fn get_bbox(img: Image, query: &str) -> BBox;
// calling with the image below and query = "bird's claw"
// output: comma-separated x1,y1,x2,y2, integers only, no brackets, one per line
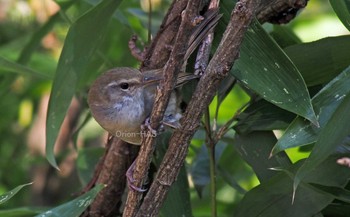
126,161,147,192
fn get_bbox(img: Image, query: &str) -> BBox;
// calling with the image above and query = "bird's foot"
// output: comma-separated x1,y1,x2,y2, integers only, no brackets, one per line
126,160,147,192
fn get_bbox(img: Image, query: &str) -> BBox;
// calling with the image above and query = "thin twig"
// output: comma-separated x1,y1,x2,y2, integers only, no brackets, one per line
215,99,253,142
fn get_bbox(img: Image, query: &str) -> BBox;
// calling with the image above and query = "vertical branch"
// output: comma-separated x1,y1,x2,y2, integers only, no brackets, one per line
123,0,203,216
136,0,259,216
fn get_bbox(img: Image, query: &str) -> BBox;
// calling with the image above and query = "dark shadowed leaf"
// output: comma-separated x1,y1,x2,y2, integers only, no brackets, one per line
272,66,350,155
232,131,291,182
310,183,350,203
234,155,350,217
285,36,350,86
45,0,122,168
190,142,227,197
76,147,104,186
234,99,295,134
232,19,316,125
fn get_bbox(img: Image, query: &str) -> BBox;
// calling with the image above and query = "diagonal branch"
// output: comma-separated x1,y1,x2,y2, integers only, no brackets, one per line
136,0,259,216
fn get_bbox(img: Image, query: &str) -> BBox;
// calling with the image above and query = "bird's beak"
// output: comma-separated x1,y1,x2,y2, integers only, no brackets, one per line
142,75,162,86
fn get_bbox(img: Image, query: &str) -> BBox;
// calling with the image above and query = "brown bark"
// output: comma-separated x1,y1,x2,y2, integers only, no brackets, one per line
135,0,258,216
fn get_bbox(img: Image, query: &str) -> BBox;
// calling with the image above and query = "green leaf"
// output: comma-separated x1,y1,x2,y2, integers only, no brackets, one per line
234,99,295,134
232,19,317,124
45,0,122,168
285,36,350,86
17,13,60,64
293,93,350,194
270,25,302,48
190,142,227,196
35,184,104,217
0,183,32,205
232,131,291,183
76,147,104,186
0,56,50,79
310,183,350,203
272,66,350,155
234,155,350,217
0,207,44,217
330,0,350,31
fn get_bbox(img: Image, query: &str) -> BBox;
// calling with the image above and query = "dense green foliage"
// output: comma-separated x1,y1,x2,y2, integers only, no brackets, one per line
1,0,350,216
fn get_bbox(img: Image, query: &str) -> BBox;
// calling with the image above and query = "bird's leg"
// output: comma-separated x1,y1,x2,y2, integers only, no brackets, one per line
126,160,147,192
143,117,158,137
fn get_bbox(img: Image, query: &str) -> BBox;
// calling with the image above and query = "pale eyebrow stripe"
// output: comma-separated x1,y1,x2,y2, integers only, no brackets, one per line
106,81,118,87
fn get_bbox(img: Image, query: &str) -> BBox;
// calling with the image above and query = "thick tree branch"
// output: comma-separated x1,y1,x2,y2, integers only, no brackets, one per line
123,0,203,216
87,138,138,217
136,0,259,216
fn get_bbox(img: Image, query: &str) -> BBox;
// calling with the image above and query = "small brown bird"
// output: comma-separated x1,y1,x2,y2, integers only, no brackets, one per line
87,10,220,144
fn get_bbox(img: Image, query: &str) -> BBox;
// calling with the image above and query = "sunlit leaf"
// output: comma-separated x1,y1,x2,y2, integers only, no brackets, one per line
232,19,317,125
35,184,104,217
0,183,32,205
293,93,350,193
285,35,350,86
330,0,350,31
45,0,122,168
272,66,350,155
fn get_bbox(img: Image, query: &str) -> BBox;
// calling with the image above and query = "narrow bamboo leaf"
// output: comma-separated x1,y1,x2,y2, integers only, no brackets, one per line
0,56,50,79
232,19,317,125
0,183,32,205
330,0,350,31
285,36,350,86
17,12,62,65
293,93,350,194
35,184,104,217
45,0,121,168
0,207,44,217
272,66,350,155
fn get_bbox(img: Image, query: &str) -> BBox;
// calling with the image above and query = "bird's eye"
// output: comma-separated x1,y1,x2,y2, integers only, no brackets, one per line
120,82,129,90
